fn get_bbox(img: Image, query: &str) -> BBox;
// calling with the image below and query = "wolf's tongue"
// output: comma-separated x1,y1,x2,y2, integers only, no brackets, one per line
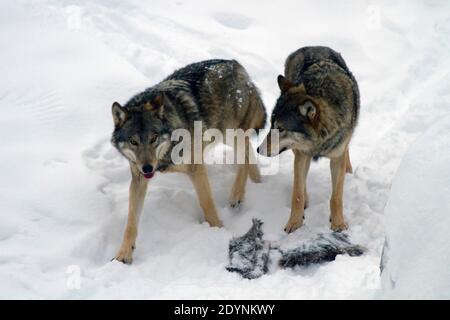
143,172,154,179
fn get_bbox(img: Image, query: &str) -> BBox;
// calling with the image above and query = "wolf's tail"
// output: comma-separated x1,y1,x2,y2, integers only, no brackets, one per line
253,92,267,131
245,83,267,132
246,87,266,184
278,232,365,268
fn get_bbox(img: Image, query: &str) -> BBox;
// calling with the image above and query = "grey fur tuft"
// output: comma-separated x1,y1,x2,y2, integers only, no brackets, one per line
226,219,270,279
279,232,365,268
226,219,365,279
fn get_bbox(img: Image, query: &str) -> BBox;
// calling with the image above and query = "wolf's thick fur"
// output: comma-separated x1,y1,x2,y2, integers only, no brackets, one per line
111,59,266,263
258,46,360,233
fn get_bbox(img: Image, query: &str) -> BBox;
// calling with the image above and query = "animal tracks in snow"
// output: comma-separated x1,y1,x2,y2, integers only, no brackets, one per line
212,12,253,30
83,138,130,188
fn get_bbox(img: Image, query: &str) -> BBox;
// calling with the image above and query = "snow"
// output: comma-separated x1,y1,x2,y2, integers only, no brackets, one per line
380,116,450,299
1,0,450,299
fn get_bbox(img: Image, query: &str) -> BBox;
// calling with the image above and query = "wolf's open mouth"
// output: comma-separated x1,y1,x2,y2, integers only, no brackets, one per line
143,172,155,179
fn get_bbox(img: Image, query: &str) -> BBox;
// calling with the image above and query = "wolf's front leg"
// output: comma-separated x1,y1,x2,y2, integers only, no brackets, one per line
329,151,348,231
188,164,223,228
115,165,148,264
285,151,310,233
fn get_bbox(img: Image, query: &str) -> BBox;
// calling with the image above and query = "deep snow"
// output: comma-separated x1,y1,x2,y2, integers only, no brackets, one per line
1,0,450,299
380,116,450,299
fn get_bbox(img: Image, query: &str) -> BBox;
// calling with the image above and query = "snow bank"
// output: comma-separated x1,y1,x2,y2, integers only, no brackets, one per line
380,117,450,299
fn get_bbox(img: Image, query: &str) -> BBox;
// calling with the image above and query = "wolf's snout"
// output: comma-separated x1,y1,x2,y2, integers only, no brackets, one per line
142,164,154,173
142,164,155,179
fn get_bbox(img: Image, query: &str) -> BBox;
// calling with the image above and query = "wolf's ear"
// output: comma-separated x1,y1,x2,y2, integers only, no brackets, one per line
296,82,306,94
299,100,317,121
144,92,165,118
277,75,293,92
112,102,129,127
152,92,164,109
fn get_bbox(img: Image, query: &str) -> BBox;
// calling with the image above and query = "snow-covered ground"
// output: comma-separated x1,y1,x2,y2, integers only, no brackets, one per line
380,116,450,299
1,0,449,299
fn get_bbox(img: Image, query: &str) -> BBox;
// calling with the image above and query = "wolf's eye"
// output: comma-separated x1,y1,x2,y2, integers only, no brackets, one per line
150,135,158,144
129,138,138,146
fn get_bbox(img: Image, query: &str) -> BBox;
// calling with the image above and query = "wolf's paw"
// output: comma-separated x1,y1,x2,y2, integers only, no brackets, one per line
330,221,348,232
229,199,242,210
206,216,223,228
114,245,134,264
284,216,304,233
229,192,245,210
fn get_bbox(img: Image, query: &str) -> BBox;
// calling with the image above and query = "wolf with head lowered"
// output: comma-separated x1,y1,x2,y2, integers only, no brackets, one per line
258,46,360,233
111,59,266,263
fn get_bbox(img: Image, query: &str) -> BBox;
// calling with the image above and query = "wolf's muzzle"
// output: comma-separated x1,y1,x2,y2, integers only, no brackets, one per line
142,164,155,179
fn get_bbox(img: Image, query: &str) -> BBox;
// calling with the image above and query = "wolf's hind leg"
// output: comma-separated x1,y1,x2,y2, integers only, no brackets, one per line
230,164,249,209
248,142,262,183
229,139,260,208
115,165,148,264
189,164,223,227
285,151,310,233
345,148,353,174
303,156,311,209
329,152,348,231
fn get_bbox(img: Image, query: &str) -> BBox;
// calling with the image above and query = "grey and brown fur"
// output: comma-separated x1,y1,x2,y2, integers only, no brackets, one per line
227,219,364,279
111,59,266,263
226,219,271,279
258,46,360,233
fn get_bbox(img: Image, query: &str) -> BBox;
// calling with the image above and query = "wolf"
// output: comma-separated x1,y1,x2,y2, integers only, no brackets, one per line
111,59,266,263
258,46,360,233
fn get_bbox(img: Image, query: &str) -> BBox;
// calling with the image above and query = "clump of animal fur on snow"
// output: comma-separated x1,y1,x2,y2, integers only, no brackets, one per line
279,232,365,268
226,219,271,279
226,219,365,279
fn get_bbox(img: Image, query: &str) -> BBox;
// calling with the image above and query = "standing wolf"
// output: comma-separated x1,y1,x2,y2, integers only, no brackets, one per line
258,46,360,233
111,59,266,263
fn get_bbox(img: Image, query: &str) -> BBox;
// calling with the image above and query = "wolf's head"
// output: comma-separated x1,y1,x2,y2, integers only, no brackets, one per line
110,93,172,179
258,75,320,157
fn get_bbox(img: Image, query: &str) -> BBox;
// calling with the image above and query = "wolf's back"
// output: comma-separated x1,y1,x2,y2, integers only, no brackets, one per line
285,46,360,127
164,59,231,94
285,46,351,81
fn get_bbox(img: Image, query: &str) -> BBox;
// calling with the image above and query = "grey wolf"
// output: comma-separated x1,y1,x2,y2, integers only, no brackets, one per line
258,46,360,233
111,59,266,263
226,219,364,279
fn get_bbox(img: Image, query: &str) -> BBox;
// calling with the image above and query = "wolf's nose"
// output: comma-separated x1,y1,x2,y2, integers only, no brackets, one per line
142,164,154,173
256,147,260,153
